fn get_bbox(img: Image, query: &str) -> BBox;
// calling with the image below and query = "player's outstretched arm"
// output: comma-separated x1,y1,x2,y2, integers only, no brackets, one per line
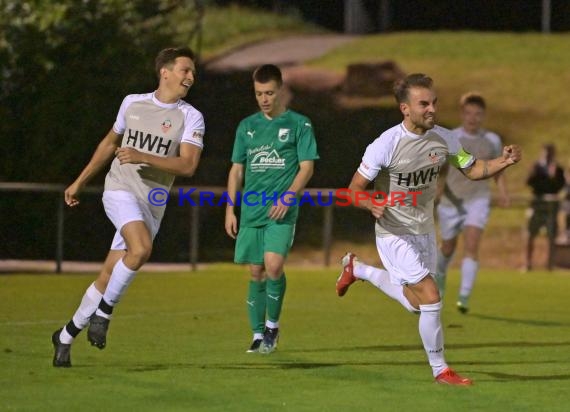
64,129,122,207
115,142,201,177
225,163,244,239
462,144,522,181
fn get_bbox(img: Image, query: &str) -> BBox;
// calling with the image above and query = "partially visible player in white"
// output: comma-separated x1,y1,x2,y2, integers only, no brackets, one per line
336,74,521,385
51,47,205,367
435,93,510,314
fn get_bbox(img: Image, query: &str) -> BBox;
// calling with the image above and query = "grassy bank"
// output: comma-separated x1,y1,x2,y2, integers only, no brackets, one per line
312,32,570,193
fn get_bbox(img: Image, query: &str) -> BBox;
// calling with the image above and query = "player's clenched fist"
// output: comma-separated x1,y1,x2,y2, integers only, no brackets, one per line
503,144,522,164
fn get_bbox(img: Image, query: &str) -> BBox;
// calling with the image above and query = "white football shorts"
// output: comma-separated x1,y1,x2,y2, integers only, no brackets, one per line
102,190,161,250
375,232,436,286
437,197,491,240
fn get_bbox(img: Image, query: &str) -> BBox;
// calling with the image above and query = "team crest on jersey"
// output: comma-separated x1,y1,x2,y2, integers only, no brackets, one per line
428,150,441,164
278,128,290,142
161,119,172,133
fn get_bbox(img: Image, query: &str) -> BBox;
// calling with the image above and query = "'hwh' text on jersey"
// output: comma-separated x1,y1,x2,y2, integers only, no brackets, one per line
126,128,172,156
397,166,440,187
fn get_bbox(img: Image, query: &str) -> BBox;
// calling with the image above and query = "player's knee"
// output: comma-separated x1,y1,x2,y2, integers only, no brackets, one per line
420,289,441,306
265,266,284,280
424,296,441,305
250,271,265,282
126,245,152,269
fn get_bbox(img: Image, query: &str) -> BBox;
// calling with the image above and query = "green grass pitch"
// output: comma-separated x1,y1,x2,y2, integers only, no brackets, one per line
1,265,569,411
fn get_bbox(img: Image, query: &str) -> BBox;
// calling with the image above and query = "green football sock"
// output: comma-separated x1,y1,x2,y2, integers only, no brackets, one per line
266,274,286,323
247,280,266,334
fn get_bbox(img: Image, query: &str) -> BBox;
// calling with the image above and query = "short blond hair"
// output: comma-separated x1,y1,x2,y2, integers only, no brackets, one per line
459,92,486,109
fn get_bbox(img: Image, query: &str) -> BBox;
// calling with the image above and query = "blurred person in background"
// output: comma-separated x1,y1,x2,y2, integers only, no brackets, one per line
524,144,566,271
434,92,510,314
562,166,570,242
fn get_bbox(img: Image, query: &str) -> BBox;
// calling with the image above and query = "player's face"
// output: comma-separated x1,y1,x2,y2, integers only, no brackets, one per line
164,57,196,99
401,87,437,134
254,80,284,118
461,103,485,134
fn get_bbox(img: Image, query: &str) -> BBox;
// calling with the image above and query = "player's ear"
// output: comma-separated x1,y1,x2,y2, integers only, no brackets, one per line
400,102,409,116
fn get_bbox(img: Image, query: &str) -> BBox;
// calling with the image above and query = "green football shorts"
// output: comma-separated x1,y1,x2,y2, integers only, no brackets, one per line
234,222,296,264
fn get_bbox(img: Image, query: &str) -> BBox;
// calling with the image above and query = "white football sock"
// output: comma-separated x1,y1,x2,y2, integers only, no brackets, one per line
418,302,447,377
60,282,102,344
266,320,279,329
96,259,136,318
354,262,419,313
459,257,479,298
59,327,74,344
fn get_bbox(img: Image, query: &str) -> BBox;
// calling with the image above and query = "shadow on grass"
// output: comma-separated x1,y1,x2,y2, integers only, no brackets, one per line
292,340,570,353
468,313,570,327
477,371,570,382
124,360,570,382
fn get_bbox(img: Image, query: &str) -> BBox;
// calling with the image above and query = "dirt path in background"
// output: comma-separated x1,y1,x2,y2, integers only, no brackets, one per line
203,34,356,72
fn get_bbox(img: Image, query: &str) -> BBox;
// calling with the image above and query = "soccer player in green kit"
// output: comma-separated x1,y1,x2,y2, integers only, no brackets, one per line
225,64,319,353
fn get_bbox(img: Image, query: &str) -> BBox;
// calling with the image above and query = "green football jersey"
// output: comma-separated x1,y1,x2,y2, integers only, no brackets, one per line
231,110,319,227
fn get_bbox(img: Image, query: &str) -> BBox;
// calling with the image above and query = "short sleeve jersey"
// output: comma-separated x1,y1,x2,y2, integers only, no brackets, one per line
231,110,319,227
440,127,502,206
105,92,205,219
357,123,474,237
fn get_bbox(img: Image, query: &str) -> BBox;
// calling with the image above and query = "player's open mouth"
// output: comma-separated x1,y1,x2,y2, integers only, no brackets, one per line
182,82,192,88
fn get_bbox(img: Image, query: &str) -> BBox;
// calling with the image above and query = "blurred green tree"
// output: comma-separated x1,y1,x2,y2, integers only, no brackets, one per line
0,0,204,182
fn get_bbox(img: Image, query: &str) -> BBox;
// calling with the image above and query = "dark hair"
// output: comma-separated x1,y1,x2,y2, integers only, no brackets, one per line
393,73,433,104
252,64,283,86
155,47,196,79
544,143,556,164
460,92,486,109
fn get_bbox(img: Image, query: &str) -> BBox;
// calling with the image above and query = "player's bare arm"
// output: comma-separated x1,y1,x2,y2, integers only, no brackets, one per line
225,163,244,239
115,142,201,177
347,171,385,219
64,128,122,207
268,160,314,220
462,144,521,181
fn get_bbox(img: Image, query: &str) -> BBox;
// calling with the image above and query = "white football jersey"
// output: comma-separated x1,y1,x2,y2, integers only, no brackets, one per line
105,92,205,219
357,123,474,236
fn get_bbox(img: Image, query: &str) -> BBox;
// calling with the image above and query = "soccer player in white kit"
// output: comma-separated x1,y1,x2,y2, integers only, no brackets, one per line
435,93,510,313
336,74,521,385
51,47,205,367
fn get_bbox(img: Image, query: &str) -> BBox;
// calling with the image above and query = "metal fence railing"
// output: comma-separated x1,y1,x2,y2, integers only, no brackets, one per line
2,182,563,272
0,182,339,272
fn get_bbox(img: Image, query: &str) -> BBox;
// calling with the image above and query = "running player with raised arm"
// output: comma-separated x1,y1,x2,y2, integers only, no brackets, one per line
335,74,521,385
